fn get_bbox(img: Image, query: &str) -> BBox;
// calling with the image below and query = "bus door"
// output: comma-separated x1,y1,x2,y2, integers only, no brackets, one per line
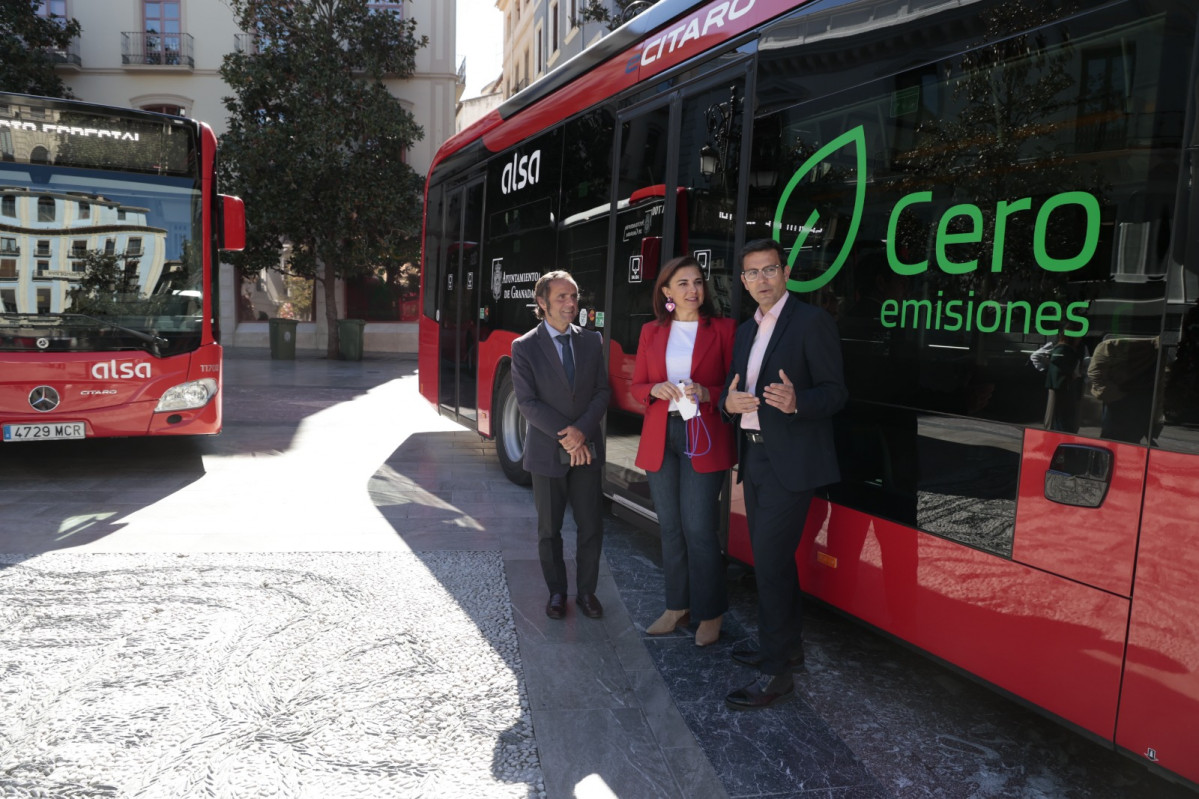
602,67,750,519
437,178,485,422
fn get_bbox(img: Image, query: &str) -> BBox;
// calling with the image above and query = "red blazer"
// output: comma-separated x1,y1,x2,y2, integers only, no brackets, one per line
632,316,737,473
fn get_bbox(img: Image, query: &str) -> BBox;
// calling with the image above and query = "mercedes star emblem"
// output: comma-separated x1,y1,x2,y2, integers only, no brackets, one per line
29,386,61,412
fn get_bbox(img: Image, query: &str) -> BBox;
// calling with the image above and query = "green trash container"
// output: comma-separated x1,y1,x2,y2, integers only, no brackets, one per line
338,318,366,361
268,318,298,360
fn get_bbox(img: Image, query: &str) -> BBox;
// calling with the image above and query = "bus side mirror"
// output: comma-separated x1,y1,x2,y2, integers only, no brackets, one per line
220,194,246,252
1044,444,1113,508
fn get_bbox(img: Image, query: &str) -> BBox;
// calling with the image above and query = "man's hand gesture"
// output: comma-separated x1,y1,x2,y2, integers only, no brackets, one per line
723,374,759,415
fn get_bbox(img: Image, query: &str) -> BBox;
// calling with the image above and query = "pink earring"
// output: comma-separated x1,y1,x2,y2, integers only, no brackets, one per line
665,299,676,312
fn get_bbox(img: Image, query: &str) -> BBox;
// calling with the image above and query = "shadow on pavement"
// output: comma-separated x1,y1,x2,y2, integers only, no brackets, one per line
0,436,206,553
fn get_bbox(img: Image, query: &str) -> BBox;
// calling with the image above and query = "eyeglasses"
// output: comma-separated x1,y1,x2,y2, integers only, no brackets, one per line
742,264,783,282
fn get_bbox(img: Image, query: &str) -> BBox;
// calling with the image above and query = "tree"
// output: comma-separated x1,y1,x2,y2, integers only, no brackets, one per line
0,0,81,98
219,0,428,358
577,0,661,32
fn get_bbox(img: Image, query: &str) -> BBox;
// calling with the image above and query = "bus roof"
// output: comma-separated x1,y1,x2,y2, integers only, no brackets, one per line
435,0,806,175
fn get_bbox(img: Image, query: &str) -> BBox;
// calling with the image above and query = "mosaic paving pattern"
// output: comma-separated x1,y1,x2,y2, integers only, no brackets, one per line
0,552,540,799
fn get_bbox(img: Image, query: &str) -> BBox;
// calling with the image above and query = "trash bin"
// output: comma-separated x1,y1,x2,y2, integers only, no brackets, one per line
268,318,298,360
338,318,366,361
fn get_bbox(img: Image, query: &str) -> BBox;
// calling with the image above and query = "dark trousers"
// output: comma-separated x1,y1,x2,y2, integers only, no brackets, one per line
646,416,728,621
532,461,604,596
742,439,814,675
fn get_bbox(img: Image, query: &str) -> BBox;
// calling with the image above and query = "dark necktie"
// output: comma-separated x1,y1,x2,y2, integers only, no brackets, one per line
557,334,575,387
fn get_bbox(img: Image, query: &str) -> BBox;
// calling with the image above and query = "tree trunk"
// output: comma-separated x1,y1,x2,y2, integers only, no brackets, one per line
321,253,339,359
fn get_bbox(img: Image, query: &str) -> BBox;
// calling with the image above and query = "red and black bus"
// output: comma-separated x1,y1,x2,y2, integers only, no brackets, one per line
419,0,1199,786
0,93,244,442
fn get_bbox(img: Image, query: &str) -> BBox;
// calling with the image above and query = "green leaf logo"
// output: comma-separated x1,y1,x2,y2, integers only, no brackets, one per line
773,125,867,293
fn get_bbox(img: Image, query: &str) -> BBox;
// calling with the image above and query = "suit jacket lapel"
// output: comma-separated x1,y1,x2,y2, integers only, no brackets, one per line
689,319,717,379
761,296,797,373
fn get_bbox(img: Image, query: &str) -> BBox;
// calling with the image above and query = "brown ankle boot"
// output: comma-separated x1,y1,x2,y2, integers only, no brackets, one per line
695,616,722,647
647,609,690,635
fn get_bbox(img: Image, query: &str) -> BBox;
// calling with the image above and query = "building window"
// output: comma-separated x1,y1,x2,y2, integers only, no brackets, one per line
71,239,87,256
143,0,181,63
77,200,89,218
37,196,55,222
551,2,559,54
0,237,16,254
30,146,49,164
535,24,544,75
0,260,16,278
36,240,51,257
127,237,143,256
568,0,578,29
118,208,127,220
1,195,13,216
37,1,67,20
36,260,50,275
239,271,315,322
105,239,115,255
345,262,421,322
1,289,17,311
37,288,50,313
366,0,403,16
142,104,186,116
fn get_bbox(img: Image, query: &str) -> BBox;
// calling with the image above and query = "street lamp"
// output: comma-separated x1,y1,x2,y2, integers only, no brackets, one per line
702,86,740,187
620,1,656,23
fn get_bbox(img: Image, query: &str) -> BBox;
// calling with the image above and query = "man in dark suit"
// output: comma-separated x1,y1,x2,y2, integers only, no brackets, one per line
511,270,611,621
720,239,848,709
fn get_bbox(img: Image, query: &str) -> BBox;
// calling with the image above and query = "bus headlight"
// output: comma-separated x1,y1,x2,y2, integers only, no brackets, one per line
155,378,218,412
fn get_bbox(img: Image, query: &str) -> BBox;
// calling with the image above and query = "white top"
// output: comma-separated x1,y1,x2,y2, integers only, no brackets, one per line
665,320,698,412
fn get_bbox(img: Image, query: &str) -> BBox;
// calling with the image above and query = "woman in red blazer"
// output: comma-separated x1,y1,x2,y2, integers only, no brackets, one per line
632,255,736,646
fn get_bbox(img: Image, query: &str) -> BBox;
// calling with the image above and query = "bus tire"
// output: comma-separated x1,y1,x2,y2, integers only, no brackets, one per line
495,370,532,486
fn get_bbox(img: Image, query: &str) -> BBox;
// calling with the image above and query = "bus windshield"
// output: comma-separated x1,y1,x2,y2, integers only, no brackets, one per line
0,103,203,357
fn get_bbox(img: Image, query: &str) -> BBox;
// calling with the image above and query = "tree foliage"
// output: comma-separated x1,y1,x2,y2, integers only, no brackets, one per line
0,0,81,98
577,0,662,32
219,0,427,357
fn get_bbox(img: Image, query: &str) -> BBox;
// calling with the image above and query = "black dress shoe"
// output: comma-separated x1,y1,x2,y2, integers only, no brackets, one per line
725,673,795,710
575,593,603,619
731,646,804,670
546,592,567,620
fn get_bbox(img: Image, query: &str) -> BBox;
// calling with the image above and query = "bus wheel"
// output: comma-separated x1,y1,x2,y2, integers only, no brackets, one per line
495,370,532,486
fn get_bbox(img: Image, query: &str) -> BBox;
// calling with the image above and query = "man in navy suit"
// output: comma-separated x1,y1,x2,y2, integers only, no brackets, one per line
720,239,848,709
511,271,611,621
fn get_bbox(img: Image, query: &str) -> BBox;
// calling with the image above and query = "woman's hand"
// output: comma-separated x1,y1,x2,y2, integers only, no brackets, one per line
650,381,685,402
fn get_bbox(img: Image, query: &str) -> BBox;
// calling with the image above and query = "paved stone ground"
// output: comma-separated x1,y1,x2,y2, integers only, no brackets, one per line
1,349,1194,799
0,551,536,799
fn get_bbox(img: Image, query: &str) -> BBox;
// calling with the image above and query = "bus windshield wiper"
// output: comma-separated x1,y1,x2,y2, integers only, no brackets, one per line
59,313,168,356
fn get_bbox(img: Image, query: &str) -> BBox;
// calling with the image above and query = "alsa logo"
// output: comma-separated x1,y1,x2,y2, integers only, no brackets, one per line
91,361,151,379
501,149,541,195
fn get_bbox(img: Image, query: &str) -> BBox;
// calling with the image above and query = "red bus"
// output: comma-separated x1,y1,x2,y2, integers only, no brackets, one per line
419,0,1199,787
0,93,244,442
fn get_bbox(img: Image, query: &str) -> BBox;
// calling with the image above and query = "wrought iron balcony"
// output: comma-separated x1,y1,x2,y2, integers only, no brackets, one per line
122,31,195,67
48,39,81,67
234,33,260,55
